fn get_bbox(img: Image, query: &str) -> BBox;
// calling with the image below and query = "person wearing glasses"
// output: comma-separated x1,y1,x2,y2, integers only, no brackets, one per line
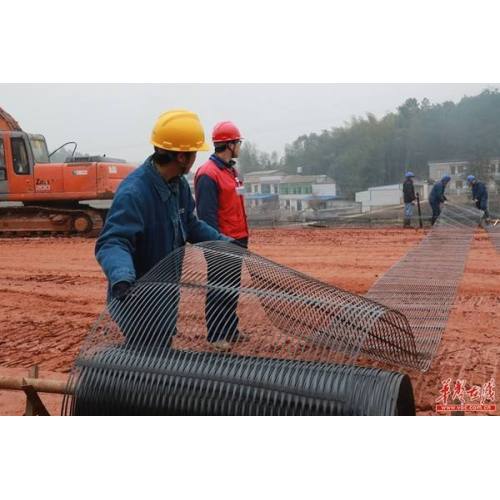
195,121,249,351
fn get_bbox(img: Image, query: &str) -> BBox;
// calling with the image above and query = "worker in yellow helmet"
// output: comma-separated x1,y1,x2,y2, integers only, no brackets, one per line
96,109,231,348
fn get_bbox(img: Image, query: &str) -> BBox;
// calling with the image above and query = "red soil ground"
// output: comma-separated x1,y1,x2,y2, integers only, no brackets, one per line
0,227,498,415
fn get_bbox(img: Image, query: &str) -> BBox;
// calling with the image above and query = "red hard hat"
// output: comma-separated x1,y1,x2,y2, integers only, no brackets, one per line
212,121,242,143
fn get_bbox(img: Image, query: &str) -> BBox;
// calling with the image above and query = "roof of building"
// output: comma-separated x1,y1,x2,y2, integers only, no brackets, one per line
304,195,338,201
428,159,470,165
243,171,335,185
281,175,335,184
368,184,401,191
244,193,278,200
244,169,284,177
429,158,500,165
356,180,426,195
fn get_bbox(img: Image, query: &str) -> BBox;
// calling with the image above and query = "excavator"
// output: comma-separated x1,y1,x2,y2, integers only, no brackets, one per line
0,106,135,236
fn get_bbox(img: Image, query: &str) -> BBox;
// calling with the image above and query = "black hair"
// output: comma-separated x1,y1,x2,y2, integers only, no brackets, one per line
153,147,194,166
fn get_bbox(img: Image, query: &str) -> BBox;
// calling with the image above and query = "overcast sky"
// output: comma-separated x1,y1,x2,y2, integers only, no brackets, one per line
1,83,498,166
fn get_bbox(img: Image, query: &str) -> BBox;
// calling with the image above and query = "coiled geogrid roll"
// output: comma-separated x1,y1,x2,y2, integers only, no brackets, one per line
62,241,420,415
63,347,415,416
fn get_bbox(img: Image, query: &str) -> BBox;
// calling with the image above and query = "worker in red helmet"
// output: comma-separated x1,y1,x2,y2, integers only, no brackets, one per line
195,121,249,350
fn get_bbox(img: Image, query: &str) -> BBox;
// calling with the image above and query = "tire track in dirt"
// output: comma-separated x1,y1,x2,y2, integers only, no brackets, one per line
0,238,105,371
0,288,101,370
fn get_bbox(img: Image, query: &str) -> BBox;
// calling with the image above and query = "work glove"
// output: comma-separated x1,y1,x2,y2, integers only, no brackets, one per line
112,281,134,301
230,239,248,249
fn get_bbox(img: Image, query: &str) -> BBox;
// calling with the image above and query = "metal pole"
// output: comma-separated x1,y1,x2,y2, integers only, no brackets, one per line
416,192,423,229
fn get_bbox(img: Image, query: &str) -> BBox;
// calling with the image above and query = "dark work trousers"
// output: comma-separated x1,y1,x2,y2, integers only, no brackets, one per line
430,202,441,226
108,248,185,351
205,238,248,342
476,200,490,219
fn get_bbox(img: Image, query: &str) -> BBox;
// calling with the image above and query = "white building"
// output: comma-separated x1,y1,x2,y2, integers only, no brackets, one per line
279,175,337,212
243,171,337,212
243,170,283,210
355,181,429,213
429,159,500,194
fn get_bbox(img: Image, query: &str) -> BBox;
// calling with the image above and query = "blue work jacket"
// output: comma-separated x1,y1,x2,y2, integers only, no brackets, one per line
96,156,229,299
472,181,488,209
429,181,447,205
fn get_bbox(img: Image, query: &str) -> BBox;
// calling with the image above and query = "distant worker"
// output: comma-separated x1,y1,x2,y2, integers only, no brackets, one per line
467,175,490,223
402,171,416,228
195,121,249,350
428,175,451,225
96,109,230,348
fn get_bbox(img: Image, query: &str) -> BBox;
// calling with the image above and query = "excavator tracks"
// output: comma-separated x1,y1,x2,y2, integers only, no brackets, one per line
0,206,104,238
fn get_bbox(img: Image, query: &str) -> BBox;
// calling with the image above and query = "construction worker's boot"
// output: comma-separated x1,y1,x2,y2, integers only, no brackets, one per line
403,218,411,229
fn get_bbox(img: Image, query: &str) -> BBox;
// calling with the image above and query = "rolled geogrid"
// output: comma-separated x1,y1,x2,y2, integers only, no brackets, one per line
62,240,421,415
69,242,421,371
63,347,415,416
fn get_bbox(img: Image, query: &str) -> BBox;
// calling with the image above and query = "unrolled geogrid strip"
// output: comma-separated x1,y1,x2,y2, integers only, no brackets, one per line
449,202,500,252
486,224,500,252
365,203,478,371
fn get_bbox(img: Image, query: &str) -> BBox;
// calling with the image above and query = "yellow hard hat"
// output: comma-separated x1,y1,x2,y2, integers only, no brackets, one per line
151,109,209,152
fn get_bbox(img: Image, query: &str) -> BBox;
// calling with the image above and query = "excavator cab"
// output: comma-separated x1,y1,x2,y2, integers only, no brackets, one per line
0,131,33,185
29,134,50,163
0,131,52,194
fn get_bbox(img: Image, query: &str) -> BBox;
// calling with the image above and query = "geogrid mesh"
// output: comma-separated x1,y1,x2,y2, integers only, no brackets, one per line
62,201,484,415
453,202,500,252
62,241,419,415
366,203,478,371
486,224,500,252
63,348,415,416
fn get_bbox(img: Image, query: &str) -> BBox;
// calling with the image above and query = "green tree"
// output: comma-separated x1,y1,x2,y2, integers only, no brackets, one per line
238,142,281,173
281,88,500,197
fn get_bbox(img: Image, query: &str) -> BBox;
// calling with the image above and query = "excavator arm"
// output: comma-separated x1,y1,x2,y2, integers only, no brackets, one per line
0,106,22,131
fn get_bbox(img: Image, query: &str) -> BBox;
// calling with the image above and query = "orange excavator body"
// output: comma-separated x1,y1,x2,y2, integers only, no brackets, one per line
0,106,135,236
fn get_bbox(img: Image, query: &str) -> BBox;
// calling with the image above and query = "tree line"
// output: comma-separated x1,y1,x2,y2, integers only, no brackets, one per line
238,89,500,197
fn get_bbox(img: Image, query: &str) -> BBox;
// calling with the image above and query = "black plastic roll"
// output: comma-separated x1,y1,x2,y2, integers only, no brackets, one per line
64,347,415,416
